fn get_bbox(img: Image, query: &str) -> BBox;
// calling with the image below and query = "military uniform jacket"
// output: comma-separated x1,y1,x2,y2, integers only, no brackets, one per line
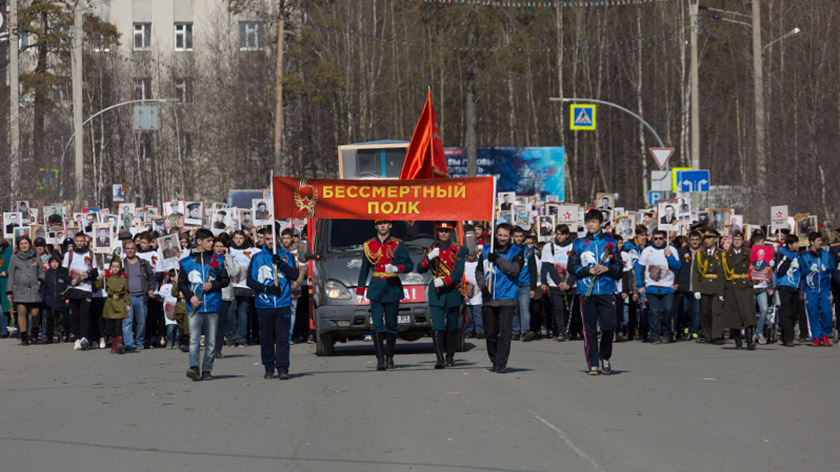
417,241,466,308
356,236,414,303
94,272,130,320
720,248,755,328
691,248,725,296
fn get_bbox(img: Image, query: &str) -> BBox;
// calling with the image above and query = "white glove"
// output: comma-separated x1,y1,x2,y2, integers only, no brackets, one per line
434,278,445,288
768,258,775,268
356,294,364,305
718,296,725,302
427,248,440,261
693,292,701,300
385,264,398,274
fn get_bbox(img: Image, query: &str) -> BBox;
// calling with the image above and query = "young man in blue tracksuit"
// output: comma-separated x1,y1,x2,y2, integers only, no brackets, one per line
568,209,623,375
475,223,524,374
799,232,835,347
512,226,538,341
774,234,801,346
247,230,299,380
178,229,230,381
636,230,681,343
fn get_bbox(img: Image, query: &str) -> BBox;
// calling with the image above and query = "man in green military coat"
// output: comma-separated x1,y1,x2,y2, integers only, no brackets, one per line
720,232,757,350
417,222,466,369
691,228,726,344
356,220,414,371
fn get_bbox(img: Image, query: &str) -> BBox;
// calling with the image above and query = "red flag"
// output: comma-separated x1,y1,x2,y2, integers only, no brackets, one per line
399,90,448,180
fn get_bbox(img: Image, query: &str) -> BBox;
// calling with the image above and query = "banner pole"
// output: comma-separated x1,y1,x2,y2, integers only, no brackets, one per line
271,172,279,287
490,176,497,255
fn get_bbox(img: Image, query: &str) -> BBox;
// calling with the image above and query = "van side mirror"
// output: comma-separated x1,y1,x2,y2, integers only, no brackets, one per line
297,240,320,263
464,231,477,257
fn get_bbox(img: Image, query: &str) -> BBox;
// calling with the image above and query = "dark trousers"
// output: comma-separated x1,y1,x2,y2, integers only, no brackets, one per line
699,294,722,340
529,298,545,334
104,318,121,338
579,295,617,368
90,297,104,340
647,292,674,341
146,299,163,346
483,304,515,370
257,308,291,373
69,298,91,341
798,298,809,340
248,299,261,343
370,300,399,334
778,289,799,343
217,300,230,354
549,289,574,336
430,305,460,333
567,296,583,337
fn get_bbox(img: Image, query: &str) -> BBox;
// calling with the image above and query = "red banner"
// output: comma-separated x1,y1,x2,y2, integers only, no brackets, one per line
273,177,494,221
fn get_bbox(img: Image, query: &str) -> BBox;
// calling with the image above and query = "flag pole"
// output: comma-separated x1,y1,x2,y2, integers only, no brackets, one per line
270,171,279,287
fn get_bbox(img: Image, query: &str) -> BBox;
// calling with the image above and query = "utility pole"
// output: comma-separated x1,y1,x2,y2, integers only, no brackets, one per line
273,2,285,176
752,0,766,221
9,0,20,204
689,0,700,172
72,1,84,207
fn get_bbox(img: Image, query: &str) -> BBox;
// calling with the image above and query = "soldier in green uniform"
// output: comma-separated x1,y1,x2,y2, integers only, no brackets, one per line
720,232,757,350
417,222,466,369
691,228,726,344
356,220,414,371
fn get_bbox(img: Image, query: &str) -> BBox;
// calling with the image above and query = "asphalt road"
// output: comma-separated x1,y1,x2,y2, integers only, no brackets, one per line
1,335,838,472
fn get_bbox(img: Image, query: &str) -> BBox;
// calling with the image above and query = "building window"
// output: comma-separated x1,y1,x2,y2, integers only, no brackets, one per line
174,77,193,103
180,133,193,161
133,78,152,100
133,23,151,50
238,22,262,51
174,23,193,51
91,34,112,53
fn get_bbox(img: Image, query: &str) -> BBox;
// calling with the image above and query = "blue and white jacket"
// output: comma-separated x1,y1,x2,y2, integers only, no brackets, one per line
246,248,299,312
774,247,801,290
799,248,835,294
568,232,623,296
178,250,229,314
476,243,524,303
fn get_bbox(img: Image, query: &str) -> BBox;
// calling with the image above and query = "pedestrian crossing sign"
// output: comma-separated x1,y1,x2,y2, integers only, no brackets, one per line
570,104,596,131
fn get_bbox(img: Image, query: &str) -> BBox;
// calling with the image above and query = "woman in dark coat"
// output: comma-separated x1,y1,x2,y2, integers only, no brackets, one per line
6,237,45,345
720,232,757,350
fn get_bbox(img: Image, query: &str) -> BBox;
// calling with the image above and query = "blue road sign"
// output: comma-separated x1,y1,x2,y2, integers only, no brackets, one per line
678,170,710,193
648,190,664,206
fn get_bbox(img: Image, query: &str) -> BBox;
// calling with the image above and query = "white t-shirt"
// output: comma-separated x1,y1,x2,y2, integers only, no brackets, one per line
157,283,178,326
639,245,678,289
539,240,576,288
464,260,482,306
62,250,100,293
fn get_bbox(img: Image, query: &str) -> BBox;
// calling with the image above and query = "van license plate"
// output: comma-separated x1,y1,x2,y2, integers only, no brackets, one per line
398,315,410,325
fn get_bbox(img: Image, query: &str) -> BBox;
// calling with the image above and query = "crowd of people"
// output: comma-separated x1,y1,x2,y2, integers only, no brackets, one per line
2,201,838,380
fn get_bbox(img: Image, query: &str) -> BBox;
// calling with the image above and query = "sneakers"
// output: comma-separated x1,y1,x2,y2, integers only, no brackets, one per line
757,333,767,345
201,371,213,381
80,337,90,351
812,337,822,347
821,335,832,346
73,339,82,351
278,371,290,380
264,370,274,380
522,331,536,342
784,340,795,347
495,367,507,374
186,367,201,381
363,335,372,342
600,359,612,375
100,337,106,349
307,334,315,344
512,334,521,341
651,338,662,345
555,333,567,342
588,366,599,376
476,329,485,340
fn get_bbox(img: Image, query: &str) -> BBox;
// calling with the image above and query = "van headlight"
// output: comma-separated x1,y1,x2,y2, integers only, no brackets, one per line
326,279,352,300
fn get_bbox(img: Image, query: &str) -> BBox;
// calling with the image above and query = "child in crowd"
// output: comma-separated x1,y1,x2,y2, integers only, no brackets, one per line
40,255,71,344
95,257,130,354
157,269,181,349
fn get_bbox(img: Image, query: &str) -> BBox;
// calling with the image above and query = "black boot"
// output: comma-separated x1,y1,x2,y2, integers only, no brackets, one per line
445,331,457,367
385,333,396,369
20,331,29,346
179,334,190,353
372,333,386,371
733,330,742,350
433,331,446,369
746,326,757,350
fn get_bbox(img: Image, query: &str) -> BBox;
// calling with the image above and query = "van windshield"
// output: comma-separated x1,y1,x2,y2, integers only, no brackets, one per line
328,220,437,252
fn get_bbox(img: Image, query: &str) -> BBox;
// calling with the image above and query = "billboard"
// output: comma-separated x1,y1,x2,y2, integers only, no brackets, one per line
445,147,564,200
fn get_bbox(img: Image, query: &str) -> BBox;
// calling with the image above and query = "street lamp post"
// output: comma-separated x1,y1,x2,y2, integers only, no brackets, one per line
58,98,179,201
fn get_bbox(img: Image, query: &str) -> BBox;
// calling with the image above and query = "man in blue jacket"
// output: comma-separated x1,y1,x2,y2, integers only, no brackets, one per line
247,230,300,380
799,232,835,347
178,229,230,381
568,209,623,375
475,223,524,374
